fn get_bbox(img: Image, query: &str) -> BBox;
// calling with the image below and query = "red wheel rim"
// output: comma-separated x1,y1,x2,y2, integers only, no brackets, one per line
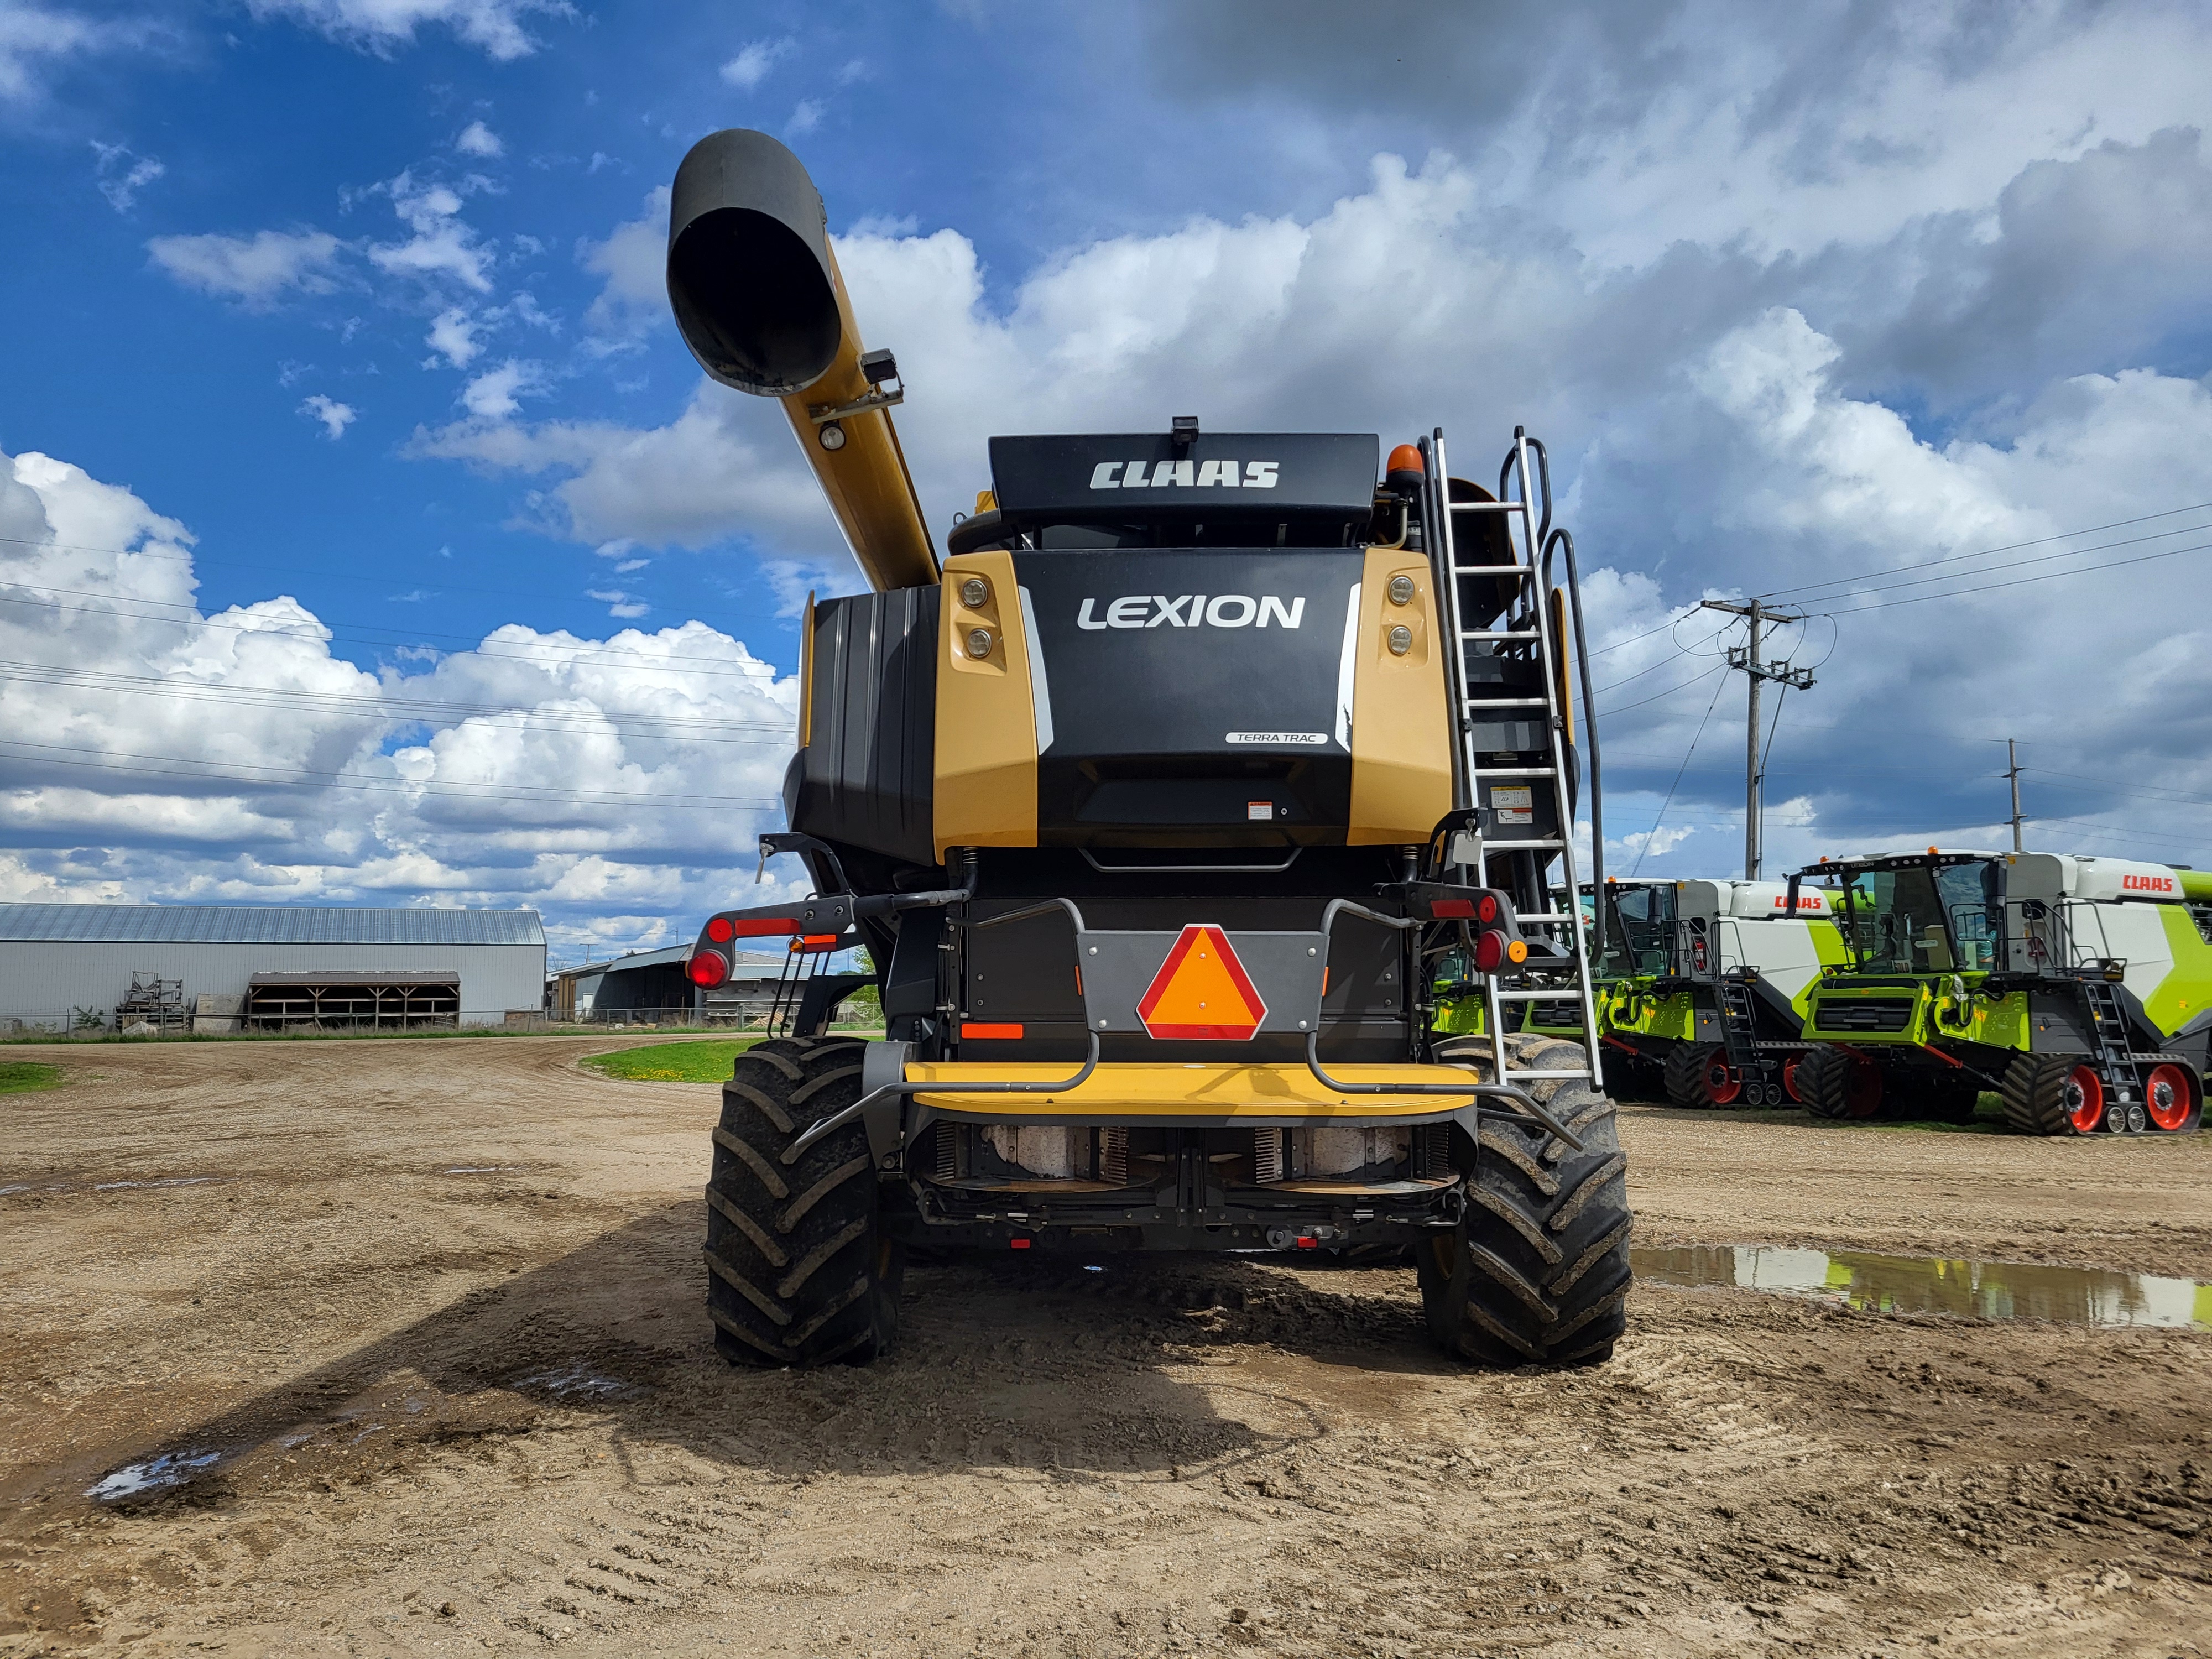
2145,1063,2194,1132
1843,1055,1883,1119
1782,1055,1803,1103
1703,1052,1741,1105
2064,1065,2105,1134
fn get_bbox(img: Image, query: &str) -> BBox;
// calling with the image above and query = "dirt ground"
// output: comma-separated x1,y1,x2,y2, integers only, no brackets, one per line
2,1037,2208,1659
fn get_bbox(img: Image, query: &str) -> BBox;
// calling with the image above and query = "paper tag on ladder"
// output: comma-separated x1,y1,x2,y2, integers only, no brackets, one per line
1490,785,1535,826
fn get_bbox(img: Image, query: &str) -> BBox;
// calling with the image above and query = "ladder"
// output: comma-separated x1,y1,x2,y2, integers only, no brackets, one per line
1423,427,1603,1093
2077,977,2141,1108
1714,971,1762,1078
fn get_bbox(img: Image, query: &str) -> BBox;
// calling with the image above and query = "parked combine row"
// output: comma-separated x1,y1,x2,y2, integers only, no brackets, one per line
1788,849,2210,1135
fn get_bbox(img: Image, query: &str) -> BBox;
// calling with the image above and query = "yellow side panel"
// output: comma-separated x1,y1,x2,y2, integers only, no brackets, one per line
908,1060,1484,1118
1347,546,1454,844
933,549,1039,858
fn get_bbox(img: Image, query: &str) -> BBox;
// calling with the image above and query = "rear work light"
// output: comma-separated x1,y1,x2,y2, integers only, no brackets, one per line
687,951,729,988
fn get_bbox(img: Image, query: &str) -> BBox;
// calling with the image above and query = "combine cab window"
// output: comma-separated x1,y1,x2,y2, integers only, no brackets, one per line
1599,885,1676,977
1839,859,1997,974
1937,860,2003,972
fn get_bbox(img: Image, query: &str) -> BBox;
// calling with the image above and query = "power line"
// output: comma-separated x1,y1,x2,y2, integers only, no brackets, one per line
1806,535,2212,617
1627,672,1730,877
0,738,780,811
0,660,795,745
1751,500,2212,602
0,586,793,680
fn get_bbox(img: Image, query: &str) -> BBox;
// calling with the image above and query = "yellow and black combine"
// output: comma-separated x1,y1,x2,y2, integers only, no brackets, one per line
670,130,1632,1368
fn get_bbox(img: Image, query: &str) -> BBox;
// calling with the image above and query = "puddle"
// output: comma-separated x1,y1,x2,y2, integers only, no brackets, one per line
517,1364,637,1399
1634,1245,2212,1330
85,1449,224,1500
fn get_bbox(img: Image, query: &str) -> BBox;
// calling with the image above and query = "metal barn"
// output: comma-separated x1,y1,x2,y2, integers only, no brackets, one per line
0,905,547,1033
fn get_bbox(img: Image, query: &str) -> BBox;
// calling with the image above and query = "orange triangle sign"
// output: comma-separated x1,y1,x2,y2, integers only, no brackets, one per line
1136,924,1267,1040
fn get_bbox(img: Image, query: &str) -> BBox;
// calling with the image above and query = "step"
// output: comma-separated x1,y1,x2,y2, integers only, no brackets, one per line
1490,988,1591,1002
1466,765,1558,778
1458,629,1540,642
1463,697,1551,709
1479,838,1567,852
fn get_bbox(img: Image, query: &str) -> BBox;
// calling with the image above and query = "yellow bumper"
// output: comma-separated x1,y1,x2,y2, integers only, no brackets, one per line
905,1060,1478,1119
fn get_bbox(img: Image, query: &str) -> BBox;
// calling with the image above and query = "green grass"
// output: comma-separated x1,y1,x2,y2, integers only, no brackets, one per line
581,1037,760,1082
0,1060,64,1095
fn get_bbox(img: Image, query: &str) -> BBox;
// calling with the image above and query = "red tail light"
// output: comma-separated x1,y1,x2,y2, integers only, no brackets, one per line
705,916,735,943
1473,929,1509,973
686,951,728,988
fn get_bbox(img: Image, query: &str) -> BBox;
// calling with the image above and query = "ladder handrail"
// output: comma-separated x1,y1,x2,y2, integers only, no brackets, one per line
1435,425,1603,1091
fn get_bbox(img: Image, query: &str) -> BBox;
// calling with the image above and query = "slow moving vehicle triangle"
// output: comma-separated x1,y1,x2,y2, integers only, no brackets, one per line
1136,924,1267,1040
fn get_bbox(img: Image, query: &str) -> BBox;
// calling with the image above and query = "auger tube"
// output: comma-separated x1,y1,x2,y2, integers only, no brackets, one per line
667,128,938,591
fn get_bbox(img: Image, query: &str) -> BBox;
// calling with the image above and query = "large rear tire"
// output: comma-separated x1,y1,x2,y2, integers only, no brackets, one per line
2000,1052,2105,1136
1668,1043,1741,1108
1799,1044,1885,1120
2142,1057,2204,1134
1418,1037,1633,1368
702,1036,902,1367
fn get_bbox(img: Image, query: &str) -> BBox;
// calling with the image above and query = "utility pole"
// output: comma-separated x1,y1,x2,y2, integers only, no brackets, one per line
1700,598,1815,880
2007,739,2024,852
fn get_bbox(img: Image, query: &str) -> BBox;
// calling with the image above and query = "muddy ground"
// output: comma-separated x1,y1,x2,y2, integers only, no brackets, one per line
2,1036,2208,1659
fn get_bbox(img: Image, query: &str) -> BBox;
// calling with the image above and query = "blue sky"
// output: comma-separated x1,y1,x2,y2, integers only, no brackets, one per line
4,0,2212,964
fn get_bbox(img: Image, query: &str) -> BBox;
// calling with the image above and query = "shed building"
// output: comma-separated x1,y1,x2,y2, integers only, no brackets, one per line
548,945,787,1022
0,904,546,1033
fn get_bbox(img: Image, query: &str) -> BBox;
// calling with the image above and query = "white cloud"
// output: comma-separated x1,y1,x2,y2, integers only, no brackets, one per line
578,186,668,342
368,170,495,292
424,305,482,368
0,2,143,101
718,36,791,91
0,443,805,943
585,587,648,619
787,98,823,136
147,228,343,306
455,118,504,158
246,0,567,62
299,394,357,439
90,140,163,212
459,358,546,419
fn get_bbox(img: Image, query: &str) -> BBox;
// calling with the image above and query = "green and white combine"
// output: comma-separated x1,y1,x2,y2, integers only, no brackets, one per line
1789,849,2212,1134
1589,879,1844,1108
1432,878,1842,1108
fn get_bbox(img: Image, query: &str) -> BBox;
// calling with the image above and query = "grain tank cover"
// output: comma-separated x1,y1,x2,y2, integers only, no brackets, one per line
667,128,841,397
988,432,1379,547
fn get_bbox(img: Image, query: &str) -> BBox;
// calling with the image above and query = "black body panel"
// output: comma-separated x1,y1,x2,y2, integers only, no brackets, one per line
947,847,1410,1063
785,587,938,866
1016,549,1361,845
990,432,1380,547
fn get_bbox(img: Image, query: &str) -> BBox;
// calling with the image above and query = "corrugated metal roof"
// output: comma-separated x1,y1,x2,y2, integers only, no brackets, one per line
0,904,546,947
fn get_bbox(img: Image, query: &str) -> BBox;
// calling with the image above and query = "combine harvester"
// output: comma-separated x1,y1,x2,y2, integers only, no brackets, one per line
1595,878,1843,1108
1434,878,1838,1108
663,129,1632,1368
1788,849,2211,1133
